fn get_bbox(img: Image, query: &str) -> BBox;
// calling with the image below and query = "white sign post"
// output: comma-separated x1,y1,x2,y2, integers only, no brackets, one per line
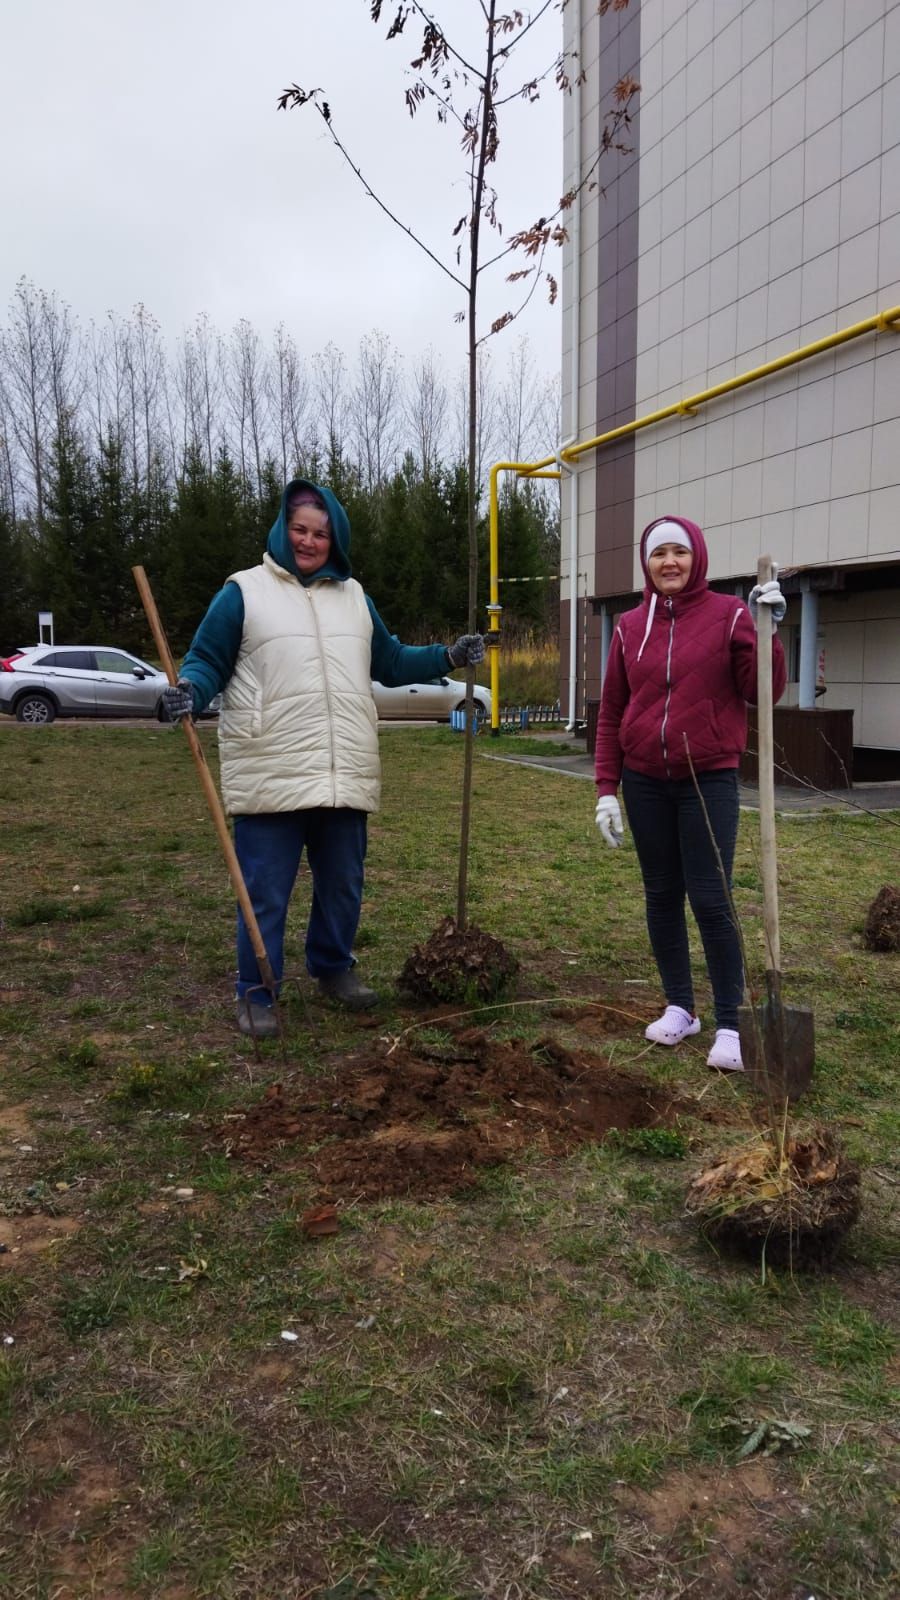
38,611,54,646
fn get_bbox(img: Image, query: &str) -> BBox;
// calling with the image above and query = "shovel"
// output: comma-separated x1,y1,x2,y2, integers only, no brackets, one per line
133,565,287,1054
738,554,815,1103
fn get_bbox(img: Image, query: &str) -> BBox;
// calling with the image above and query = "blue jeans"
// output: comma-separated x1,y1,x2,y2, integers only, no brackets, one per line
621,767,743,1030
233,809,367,1005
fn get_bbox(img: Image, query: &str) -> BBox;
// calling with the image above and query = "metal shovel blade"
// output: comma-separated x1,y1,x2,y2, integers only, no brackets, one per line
738,984,815,1104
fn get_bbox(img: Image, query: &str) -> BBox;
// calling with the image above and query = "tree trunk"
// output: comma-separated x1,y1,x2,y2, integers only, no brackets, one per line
456,0,497,930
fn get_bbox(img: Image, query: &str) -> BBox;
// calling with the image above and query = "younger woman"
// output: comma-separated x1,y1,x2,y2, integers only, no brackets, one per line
594,517,786,1071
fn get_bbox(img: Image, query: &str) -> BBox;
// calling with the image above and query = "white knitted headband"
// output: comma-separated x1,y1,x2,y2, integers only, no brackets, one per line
645,520,693,558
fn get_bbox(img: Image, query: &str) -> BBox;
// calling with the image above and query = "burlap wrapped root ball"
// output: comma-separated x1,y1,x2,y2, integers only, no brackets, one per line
398,916,519,1004
862,884,900,952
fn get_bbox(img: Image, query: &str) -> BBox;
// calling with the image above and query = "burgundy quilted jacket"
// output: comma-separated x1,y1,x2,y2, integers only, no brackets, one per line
594,516,787,795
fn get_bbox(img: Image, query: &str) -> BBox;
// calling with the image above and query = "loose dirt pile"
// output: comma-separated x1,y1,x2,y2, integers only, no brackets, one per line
862,883,900,952
397,915,519,1003
213,1030,691,1202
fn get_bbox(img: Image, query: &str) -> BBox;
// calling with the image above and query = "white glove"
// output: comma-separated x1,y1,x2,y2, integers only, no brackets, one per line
748,580,786,626
595,795,624,849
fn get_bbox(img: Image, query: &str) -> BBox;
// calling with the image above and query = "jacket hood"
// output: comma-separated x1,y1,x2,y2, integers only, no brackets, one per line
639,515,708,597
267,477,352,583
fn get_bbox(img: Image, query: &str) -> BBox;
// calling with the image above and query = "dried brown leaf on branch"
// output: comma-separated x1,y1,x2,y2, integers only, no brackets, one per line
411,23,450,74
615,73,641,102
494,11,525,34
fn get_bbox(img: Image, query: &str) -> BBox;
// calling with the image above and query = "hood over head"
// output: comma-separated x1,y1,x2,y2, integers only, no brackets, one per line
267,477,352,583
634,515,709,663
639,514,708,596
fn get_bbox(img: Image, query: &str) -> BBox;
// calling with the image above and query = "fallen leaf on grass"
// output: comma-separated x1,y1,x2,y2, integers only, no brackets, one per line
722,1416,812,1458
176,1257,207,1283
301,1204,339,1237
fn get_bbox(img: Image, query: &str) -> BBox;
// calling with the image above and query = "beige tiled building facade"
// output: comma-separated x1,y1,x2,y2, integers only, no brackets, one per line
560,0,900,773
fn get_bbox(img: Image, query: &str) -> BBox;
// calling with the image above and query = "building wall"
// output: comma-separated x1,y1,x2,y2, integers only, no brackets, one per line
817,587,900,745
561,0,900,749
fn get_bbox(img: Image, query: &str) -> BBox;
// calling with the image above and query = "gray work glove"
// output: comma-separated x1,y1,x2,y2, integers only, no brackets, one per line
448,633,486,668
595,795,624,849
748,580,786,626
161,678,195,723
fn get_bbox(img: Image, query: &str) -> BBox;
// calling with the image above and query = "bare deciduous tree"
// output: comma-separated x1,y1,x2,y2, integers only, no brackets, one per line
174,313,224,474
311,341,349,471
497,336,545,466
226,317,269,492
269,323,309,481
350,330,402,491
0,279,80,525
405,347,449,480
452,347,498,504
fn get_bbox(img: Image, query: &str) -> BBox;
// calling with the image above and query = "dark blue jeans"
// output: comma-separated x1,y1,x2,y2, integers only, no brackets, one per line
621,767,743,1030
233,808,367,1004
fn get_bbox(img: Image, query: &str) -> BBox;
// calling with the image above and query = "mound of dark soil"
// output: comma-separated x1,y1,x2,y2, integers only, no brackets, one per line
862,884,900,952
397,915,518,1003
685,1125,861,1267
212,1031,693,1202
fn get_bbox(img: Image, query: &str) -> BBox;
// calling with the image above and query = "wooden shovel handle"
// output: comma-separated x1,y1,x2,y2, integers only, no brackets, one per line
132,565,278,995
756,554,780,972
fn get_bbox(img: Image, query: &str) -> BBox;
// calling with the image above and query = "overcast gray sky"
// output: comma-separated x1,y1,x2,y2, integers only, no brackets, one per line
0,0,563,378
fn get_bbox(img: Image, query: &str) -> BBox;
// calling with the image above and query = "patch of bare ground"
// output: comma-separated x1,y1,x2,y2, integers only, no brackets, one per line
210,1031,708,1201
12,1417,141,1600
0,1211,80,1263
367,1222,436,1279
617,1458,798,1597
545,987,658,1035
0,1102,34,1143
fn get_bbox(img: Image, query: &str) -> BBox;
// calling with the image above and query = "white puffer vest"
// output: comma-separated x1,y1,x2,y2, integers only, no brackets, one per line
217,555,379,816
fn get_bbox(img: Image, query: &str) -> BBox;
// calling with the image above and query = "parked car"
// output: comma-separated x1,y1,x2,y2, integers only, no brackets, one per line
0,645,169,724
0,648,30,670
372,675,491,722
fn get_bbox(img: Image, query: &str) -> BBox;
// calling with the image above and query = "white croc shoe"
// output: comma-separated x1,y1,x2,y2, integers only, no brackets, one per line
645,1005,701,1046
706,1028,744,1072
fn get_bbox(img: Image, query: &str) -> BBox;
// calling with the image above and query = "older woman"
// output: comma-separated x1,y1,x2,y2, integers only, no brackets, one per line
164,477,483,1036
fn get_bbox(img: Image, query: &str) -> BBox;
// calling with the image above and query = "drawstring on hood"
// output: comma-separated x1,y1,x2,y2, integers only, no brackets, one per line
637,593,658,662
267,477,353,585
636,515,709,662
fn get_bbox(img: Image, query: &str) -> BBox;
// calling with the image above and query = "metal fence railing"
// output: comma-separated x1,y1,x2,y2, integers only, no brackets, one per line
450,701,563,734
497,701,562,733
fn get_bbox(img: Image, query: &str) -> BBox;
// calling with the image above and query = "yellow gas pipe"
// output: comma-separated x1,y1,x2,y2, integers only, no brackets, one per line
486,304,900,731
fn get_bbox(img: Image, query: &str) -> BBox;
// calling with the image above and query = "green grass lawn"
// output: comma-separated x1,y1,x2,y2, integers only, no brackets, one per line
0,722,898,1599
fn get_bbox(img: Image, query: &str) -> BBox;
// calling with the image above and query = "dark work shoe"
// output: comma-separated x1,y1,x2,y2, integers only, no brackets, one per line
317,969,379,1011
236,998,279,1039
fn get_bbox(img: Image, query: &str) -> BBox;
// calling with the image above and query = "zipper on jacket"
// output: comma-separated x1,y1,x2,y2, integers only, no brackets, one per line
659,597,675,777
306,586,338,804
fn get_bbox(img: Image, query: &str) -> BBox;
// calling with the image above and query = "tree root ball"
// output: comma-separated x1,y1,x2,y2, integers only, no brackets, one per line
398,915,519,1004
685,1125,861,1267
862,884,900,952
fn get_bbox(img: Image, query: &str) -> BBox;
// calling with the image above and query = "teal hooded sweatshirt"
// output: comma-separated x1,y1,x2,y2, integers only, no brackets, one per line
180,478,452,713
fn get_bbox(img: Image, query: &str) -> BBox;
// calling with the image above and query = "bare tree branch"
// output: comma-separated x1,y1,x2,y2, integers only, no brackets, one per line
278,86,468,292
